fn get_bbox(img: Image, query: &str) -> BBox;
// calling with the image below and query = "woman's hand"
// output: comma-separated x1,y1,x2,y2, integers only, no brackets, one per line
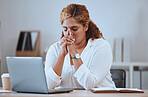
60,36,75,56
67,41,76,55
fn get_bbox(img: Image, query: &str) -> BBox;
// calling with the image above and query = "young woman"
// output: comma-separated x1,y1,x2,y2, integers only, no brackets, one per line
45,3,115,90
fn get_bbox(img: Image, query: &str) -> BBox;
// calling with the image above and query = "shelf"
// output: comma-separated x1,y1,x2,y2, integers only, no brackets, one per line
16,30,40,57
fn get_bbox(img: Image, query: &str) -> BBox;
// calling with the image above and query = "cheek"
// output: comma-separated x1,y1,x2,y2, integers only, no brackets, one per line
73,32,81,39
74,33,79,37
75,30,85,39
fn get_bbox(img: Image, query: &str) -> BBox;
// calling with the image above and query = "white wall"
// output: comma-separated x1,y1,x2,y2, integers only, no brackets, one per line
0,21,1,86
0,21,1,60
0,0,148,87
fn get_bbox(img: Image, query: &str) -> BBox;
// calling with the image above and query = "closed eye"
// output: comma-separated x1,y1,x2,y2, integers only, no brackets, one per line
72,29,78,31
64,29,67,31
63,28,67,32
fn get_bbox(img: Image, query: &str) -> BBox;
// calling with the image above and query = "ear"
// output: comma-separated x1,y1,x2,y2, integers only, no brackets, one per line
84,22,89,32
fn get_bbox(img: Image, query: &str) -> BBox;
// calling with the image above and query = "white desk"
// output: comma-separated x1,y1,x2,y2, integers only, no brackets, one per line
0,90,148,97
112,62,148,88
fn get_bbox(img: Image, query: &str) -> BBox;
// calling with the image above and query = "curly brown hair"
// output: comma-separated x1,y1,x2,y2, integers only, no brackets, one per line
60,3,104,41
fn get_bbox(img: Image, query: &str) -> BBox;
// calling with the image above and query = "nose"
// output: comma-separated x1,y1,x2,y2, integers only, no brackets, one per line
67,29,73,36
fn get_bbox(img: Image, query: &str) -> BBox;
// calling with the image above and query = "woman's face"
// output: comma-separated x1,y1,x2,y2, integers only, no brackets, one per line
62,17,88,45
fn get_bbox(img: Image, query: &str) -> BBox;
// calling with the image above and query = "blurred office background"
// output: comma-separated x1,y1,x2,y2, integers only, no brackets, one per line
0,0,148,88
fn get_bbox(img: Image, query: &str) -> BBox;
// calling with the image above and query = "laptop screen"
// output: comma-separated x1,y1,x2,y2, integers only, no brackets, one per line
6,57,48,93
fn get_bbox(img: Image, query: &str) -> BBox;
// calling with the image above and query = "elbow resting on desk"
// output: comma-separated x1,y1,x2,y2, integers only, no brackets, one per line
74,71,100,90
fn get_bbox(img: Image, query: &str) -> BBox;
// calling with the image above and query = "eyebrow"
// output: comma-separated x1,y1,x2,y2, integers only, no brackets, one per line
63,26,78,29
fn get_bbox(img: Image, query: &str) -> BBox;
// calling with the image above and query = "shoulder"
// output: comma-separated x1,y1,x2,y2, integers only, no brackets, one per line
47,41,61,54
50,41,61,49
88,38,111,48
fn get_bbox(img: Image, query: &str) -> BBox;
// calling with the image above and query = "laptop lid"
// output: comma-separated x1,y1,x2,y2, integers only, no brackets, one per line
6,57,48,93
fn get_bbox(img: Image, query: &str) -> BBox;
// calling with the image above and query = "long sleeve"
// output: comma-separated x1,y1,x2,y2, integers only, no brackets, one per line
44,43,62,89
44,39,115,90
74,41,113,90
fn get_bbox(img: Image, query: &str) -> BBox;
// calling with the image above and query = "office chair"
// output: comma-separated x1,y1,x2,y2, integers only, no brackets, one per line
110,69,126,88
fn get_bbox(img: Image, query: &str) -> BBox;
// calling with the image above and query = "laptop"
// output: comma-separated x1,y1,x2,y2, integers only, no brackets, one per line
6,57,73,94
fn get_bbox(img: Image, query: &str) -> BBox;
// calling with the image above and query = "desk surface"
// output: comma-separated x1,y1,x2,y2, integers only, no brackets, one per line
0,90,148,97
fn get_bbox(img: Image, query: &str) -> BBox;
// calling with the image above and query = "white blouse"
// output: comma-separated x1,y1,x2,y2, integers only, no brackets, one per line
45,38,115,90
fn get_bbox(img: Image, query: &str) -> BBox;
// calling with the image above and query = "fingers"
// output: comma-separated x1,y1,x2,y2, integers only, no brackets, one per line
65,36,75,41
63,41,73,46
60,36,75,45
65,37,73,42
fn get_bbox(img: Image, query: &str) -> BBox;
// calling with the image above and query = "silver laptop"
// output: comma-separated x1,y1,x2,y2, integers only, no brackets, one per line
6,57,73,94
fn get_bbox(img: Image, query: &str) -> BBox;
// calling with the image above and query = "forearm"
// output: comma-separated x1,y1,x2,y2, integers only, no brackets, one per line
72,58,83,71
71,51,83,71
74,65,99,89
52,52,65,76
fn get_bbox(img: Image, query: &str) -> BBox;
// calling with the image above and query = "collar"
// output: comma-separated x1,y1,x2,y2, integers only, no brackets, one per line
84,38,103,51
83,38,96,52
